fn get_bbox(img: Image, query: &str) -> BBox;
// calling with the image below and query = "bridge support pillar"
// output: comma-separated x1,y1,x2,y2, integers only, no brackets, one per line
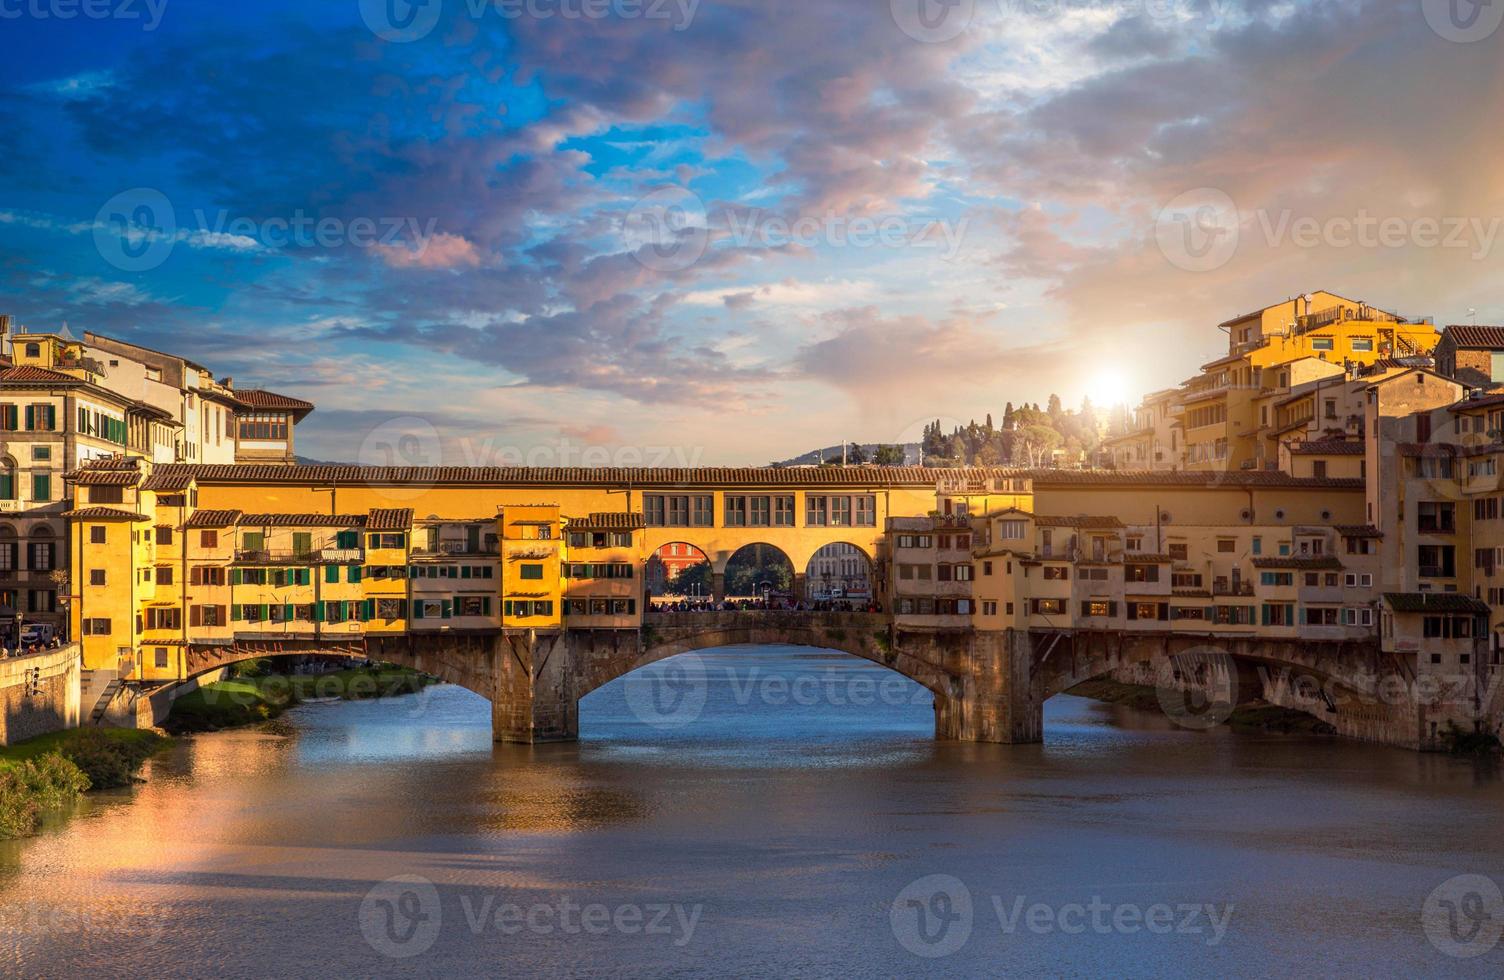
928,629,1041,743
712,572,726,603
489,631,578,743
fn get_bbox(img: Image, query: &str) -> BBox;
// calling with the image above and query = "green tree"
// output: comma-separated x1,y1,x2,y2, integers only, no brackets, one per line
847,442,868,464
874,445,906,465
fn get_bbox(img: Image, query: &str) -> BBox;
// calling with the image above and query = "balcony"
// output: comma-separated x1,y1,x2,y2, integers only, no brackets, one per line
234,547,364,565
412,540,499,558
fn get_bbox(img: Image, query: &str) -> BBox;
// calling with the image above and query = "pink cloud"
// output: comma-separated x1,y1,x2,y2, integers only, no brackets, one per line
374,232,483,270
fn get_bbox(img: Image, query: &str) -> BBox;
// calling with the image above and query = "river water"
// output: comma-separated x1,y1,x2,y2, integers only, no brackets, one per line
1,646,1501,978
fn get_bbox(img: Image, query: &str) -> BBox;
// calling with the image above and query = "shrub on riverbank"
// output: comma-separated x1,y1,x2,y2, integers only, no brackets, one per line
165,665,436,733
0,753,92,839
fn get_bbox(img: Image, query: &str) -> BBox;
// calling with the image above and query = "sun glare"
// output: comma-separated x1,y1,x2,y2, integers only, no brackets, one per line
1088,370,1133,408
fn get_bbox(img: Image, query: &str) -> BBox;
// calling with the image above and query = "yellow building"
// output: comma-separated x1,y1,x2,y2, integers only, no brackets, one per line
1113,292,1441,474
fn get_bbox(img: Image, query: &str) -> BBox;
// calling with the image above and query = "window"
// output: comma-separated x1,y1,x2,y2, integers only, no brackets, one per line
519,564,544,580
82,618,112,635
89,569,106,586
1168,543,1188,561
1418,502,1456,533
90,526,107,544
725,495,747,527
998,520,1027,540
1418,545,1456,578
237,413,289,441
1125,563,1160,583
1311,336,1334,351
30,475,51,502
1042,566,1068,581
1351,337,1374,352
156,526,174,546
1217,539,1236,553
201,530,219,548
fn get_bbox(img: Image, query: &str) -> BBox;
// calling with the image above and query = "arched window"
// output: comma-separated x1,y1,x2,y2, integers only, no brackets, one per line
0,458,15,501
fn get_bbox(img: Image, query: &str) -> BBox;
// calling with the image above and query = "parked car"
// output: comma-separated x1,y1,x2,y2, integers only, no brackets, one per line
19,624,56,646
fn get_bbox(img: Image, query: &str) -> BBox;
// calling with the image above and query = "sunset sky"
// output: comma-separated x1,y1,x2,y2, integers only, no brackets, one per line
3,0,1502,465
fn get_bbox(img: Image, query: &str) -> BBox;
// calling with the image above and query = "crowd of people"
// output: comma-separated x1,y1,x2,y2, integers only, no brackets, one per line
648,597,884,614
2,634,66,658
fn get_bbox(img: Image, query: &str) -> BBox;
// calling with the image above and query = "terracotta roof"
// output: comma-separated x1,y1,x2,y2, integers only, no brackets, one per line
0,365,84,384
1033,515,1125,529
62,507,149,521
233,389,315,419
239,513,368,527
367,508,414,530
64,469,141,486
1383,592,1489,614
184,509,242,529
1252,555,1343,570
138,464,1364,491
140,471,196,492
1124,554,1176,563
1449,392,1504,412
1290,440,1364,456
1441,325,1504,350
1333,524,1383,538
67,456,142,472
570,512,647,531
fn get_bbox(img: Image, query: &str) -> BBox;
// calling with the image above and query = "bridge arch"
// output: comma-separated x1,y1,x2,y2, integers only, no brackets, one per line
645,541,712,600
721,542,796,601
579,612,951,702
803,541,875,602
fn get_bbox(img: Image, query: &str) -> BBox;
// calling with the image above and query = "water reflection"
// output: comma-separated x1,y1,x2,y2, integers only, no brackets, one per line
0,646,1500,978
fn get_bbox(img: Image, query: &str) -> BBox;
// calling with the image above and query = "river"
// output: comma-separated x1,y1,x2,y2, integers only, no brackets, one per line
2,646,1501,978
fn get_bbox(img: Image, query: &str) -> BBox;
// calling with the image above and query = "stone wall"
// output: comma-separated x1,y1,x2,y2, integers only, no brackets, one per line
0,645,81,746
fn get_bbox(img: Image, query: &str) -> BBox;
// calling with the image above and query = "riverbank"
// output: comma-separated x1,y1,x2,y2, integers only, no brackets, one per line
0,728,168,838
1066,678,1339,735
164,665,437,733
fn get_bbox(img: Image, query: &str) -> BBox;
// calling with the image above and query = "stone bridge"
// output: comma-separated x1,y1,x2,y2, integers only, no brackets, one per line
160,616,1504,751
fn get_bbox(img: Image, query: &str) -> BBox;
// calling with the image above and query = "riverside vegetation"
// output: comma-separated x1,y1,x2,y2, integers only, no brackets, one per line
0,729,166,838
164,660,438,733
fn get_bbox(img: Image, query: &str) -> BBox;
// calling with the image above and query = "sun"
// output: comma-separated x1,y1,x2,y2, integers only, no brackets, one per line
1088,370,1134,408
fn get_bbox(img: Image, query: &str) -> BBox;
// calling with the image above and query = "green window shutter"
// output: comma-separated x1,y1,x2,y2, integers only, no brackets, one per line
231,604,242,621
314,601,326,622
349,565,362,583
413,600,425,619
24,405,34,430
442,600,453,619
325,565,338,584
45,405,56,430
0,473,12,500
285,604,294,621
259,604,269,620
31,475,50,501
461,566,472,579
299,568,310,586
482,597,492,615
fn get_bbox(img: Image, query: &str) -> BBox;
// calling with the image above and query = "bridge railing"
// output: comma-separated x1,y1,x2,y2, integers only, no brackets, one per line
643,610,888,629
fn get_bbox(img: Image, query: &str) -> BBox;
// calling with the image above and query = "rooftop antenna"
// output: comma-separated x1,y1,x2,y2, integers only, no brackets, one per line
1468,308,1478,325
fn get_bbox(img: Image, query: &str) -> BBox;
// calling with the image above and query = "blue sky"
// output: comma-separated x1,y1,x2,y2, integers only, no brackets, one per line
3,0,1502,464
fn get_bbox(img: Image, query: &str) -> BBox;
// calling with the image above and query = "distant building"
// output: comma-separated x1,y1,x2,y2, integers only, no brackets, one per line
1433,325,1504,388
